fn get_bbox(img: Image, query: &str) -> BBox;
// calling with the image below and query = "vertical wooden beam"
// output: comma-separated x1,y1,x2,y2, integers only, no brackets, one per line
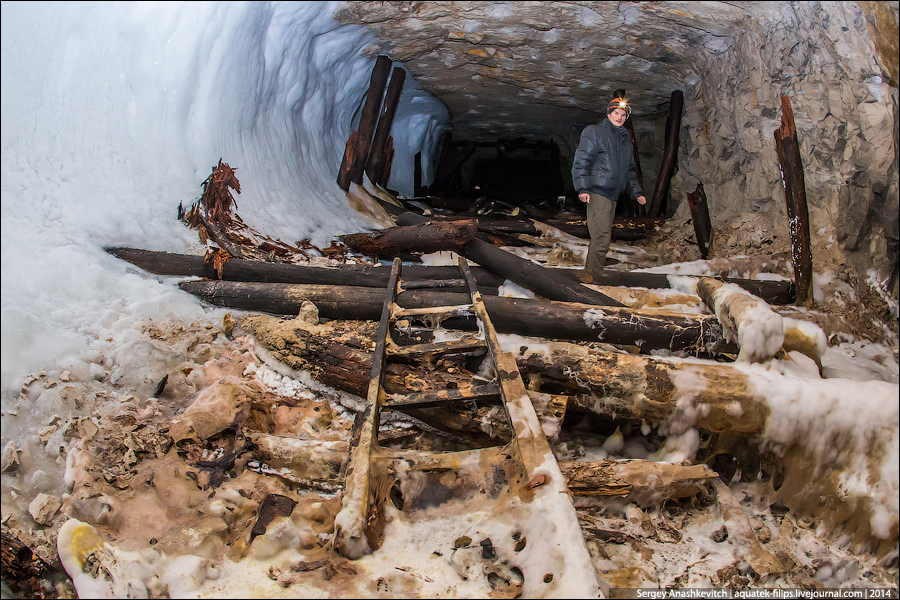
336,131,360,192
349,55,393,186
687,182,713,259
413,151,423,197
623,116,644,191
647,90,684,218
377,136,394,187
366,67,406,184
774,95,814,307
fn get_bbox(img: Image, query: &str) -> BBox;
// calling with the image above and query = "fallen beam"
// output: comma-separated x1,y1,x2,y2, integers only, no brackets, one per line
107,246,794,305
187,282,735,353
105,247,505,290
338,218,478,258
397,212,625,307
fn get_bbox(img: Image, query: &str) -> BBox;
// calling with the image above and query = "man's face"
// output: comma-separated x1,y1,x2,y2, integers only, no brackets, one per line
608,107,628,127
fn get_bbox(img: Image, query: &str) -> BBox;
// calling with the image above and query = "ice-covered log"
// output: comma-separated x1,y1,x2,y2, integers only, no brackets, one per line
696,277,784,363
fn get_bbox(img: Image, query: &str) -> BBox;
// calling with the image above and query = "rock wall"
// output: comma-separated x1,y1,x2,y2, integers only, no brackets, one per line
672,2,898,294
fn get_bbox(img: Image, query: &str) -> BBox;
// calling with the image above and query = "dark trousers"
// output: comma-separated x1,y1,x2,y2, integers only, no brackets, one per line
584,192,615,278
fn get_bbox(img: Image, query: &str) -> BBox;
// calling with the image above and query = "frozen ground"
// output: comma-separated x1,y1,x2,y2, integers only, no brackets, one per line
1,1,897,598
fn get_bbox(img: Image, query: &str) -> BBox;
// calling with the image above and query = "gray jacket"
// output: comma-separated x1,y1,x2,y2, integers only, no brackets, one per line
572,118,643,202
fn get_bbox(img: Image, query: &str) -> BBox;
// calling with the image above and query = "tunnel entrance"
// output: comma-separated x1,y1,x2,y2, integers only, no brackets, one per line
415,131,654,221
418,135,566,214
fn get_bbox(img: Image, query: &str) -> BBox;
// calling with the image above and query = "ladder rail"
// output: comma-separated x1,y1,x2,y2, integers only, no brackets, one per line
332,257,401,559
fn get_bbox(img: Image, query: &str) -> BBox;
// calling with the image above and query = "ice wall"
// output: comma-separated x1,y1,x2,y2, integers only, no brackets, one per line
0,1,449,390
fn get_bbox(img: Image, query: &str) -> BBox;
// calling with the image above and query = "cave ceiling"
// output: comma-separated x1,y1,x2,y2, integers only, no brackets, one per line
334,1,755,144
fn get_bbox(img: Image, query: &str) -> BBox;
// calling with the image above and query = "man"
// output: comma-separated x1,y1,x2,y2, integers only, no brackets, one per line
571,89,646,279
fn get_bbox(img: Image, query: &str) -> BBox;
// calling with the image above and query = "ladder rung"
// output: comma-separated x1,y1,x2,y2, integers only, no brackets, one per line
400,279,466,290
392,304,474,319
386,337,486,358
382,382,501,408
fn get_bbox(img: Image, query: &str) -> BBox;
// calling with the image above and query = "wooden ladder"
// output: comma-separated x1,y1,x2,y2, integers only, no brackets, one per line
332,257,598,595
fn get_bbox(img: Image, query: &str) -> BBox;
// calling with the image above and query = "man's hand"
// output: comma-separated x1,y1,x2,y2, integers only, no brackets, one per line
579,193,590,204
637,195,647,205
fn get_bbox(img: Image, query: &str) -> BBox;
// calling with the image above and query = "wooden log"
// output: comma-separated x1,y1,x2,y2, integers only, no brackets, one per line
559,459,717,507
237,316,761,438
696,276,784,363
377,136,394,187
338,219,479,258
337,130,361,191
397,212,626,307
565,264,795,306
514,341,770,436
686,182,713,259
106,247,505,289
107,247,794,305
201,282,735,353
350,55,392,186
365,66,406,184
647,90,684,218
773,95,814,307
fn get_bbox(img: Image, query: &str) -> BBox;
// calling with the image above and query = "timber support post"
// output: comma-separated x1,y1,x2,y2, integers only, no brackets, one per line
623,116,645,195
366,66,406,185
774,95,814,307
687,182,713,258
351,55,392,186
647,90,684,218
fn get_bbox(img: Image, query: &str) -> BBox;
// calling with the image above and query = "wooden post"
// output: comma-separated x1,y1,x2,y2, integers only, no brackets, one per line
430,131,454,192
413,151,423,197
336,131,360,192
686,182,713,258
774,95,813,307
377,136,394,187
430,142,476,190
647,90,684,218
349,55,392,186
623,116,644,191
365,67,406,184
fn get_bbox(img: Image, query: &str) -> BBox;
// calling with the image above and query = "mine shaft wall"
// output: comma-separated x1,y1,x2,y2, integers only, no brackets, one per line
670,1,898,293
